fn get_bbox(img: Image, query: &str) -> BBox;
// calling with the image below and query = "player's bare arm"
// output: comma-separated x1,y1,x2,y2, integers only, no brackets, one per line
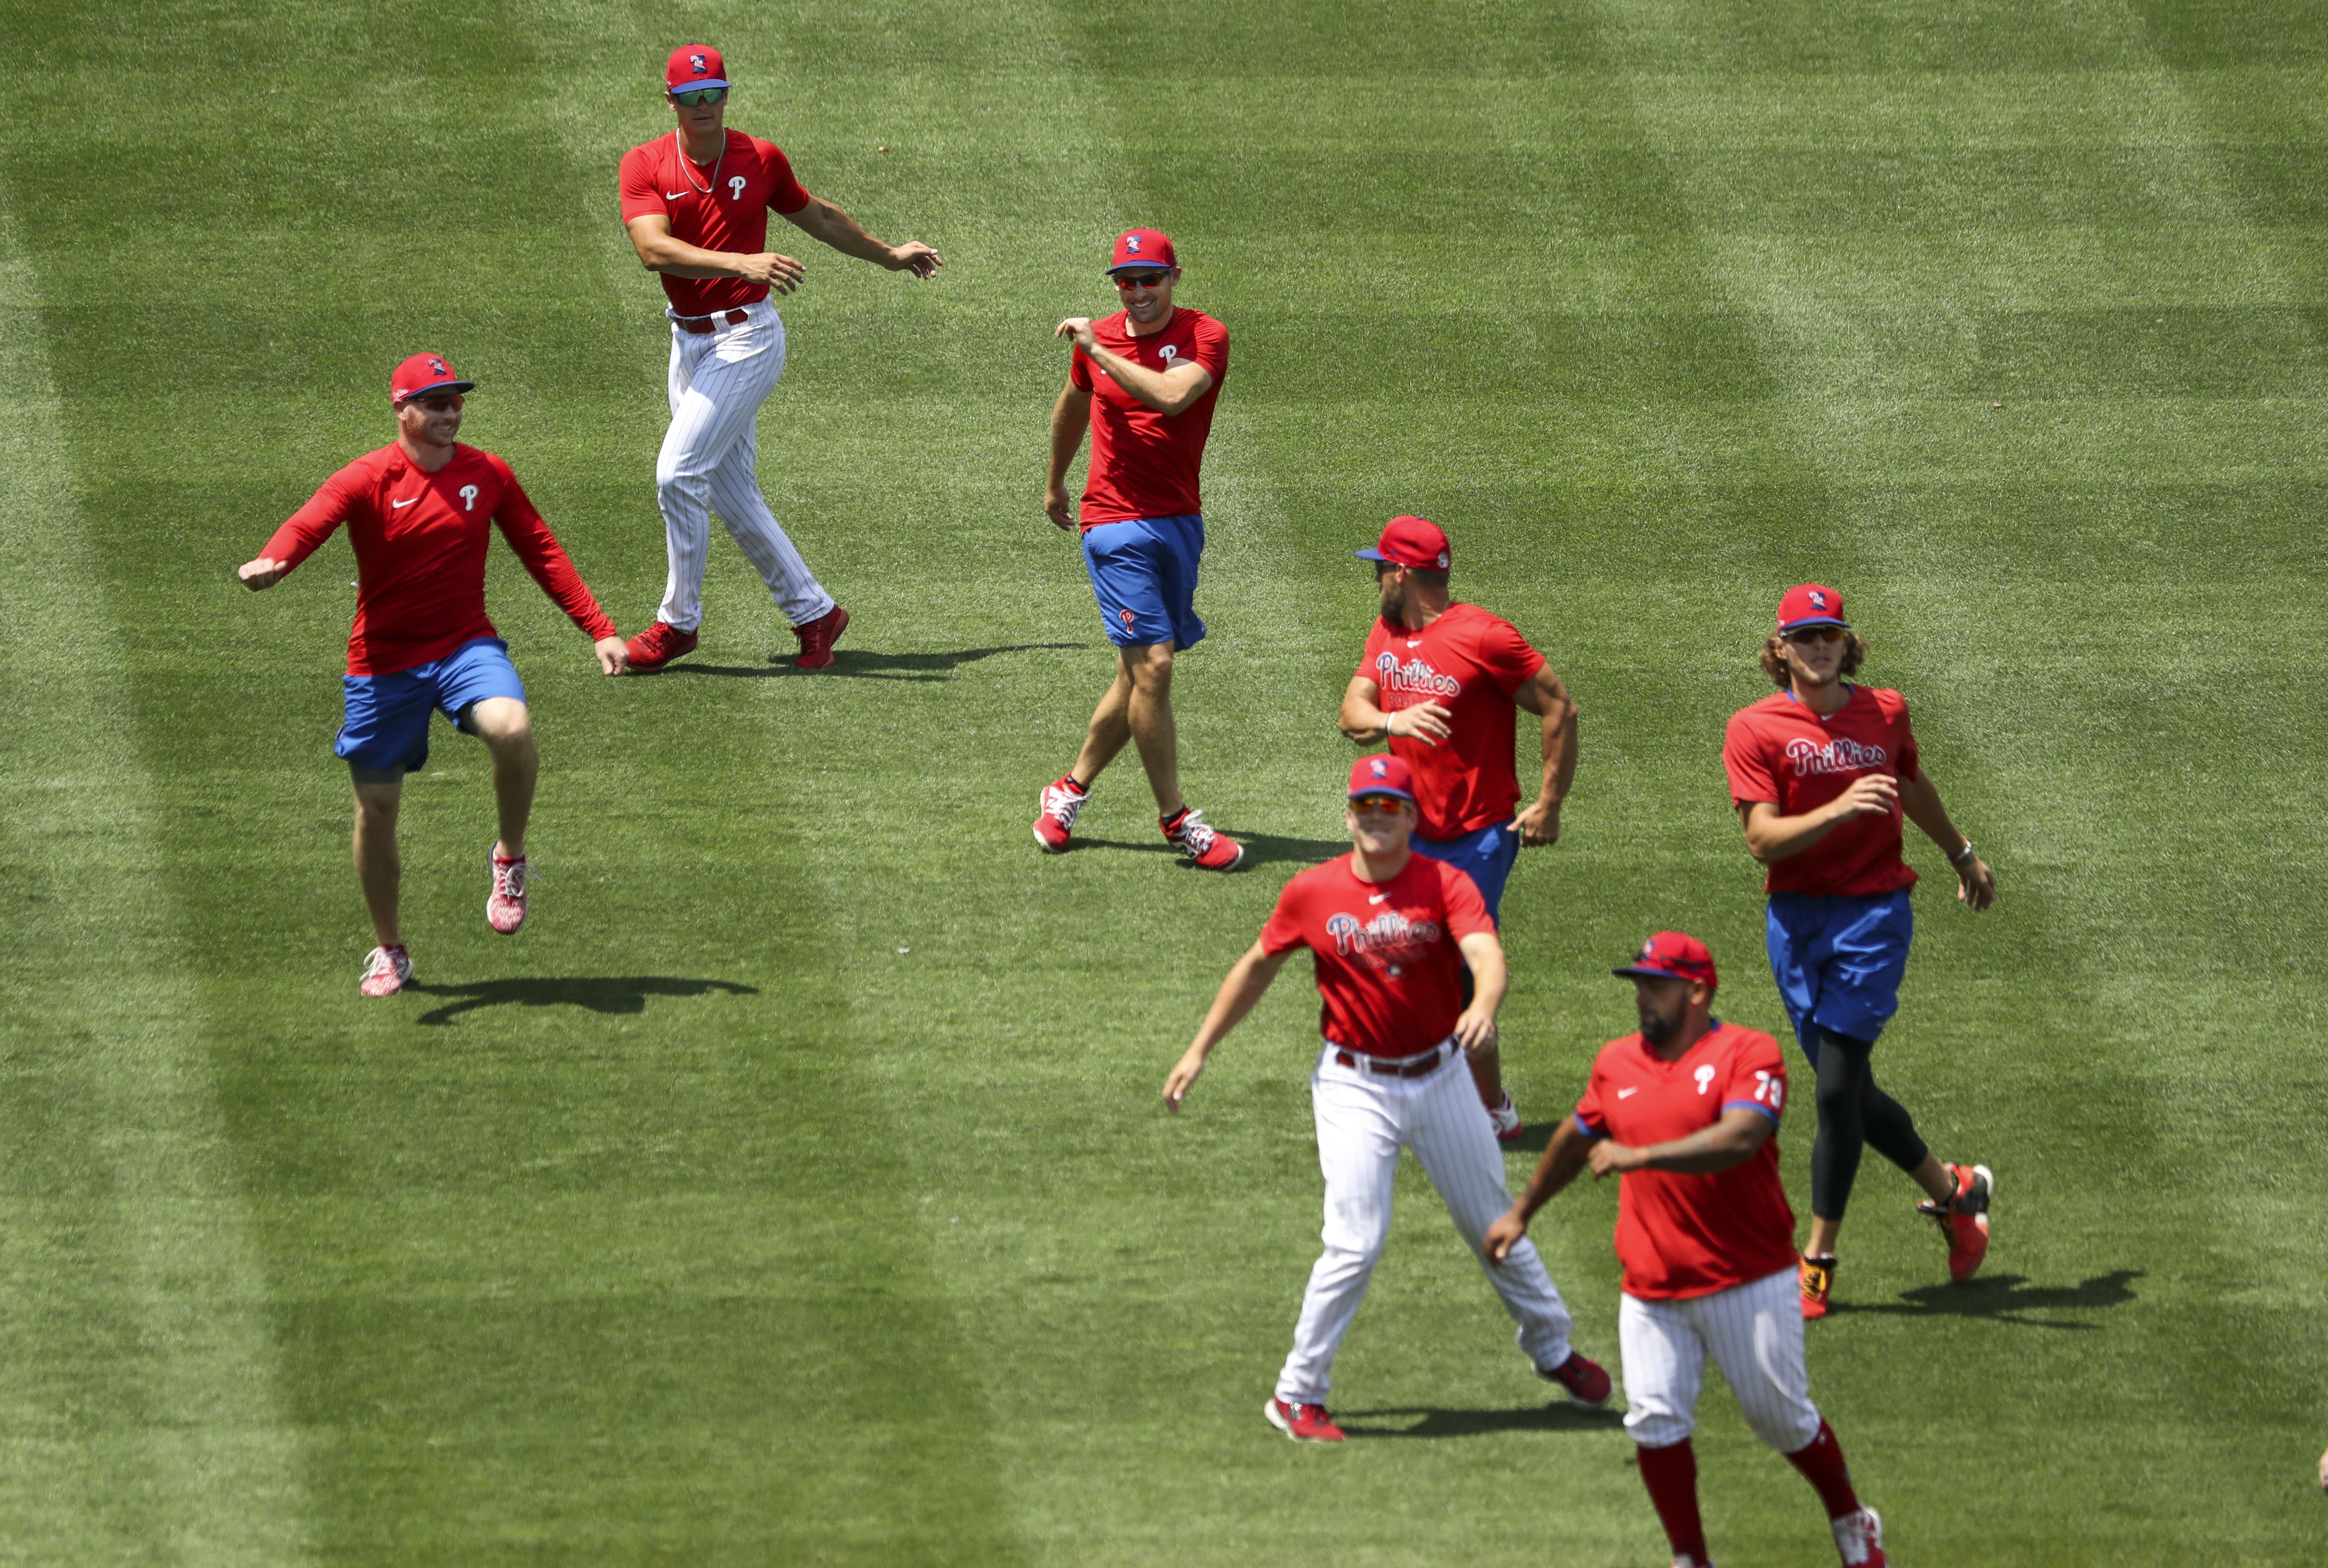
1896,769,1996,910
625,214,806,291
1054,318,1214,414
1484,1116,1597,1264
1587,1105,1774,1180
1044,384,1093,530
779,195,943,276
1163,941,1292,1111
1512,661,1578,846
1736,774,1898,863
1453,931,1506,1053
1338,676,1453,746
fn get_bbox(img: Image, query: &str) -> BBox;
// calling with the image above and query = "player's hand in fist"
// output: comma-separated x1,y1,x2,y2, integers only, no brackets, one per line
1827,772,1898,823
1045,479,1076,532
1162,1044,1209,1112
1387,700,1453,746
593,636,628,677
1516,798,1562,847
1055,316,1098,354
1587,1139,1637,1180
1482,1207,1528,1267
238,557,284,590
885,241,943,278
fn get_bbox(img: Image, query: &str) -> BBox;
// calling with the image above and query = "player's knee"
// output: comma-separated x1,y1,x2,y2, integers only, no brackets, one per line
1321,1209,1392,1265
464,698,533,748
1626,1410,1696,1449
1746,1400,1822,1455
1125,642,1174,685
655,458,712,498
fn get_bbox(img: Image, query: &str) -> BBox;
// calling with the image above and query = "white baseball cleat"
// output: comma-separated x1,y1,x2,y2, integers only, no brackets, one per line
1830,1505,1885,1566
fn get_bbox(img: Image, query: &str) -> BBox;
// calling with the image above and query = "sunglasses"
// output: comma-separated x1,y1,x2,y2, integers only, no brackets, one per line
1784,625,1846,645
1349,794,1409,814
1111,272,1170,289
408,393,463,412
670,87,728,107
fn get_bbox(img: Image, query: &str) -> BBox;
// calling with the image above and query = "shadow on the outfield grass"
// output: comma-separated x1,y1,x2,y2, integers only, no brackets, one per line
1835,1268,2143,1330
403,976,759,1027
663,642,1090,681
1074,831,1346,869
1336,1403,1628,1439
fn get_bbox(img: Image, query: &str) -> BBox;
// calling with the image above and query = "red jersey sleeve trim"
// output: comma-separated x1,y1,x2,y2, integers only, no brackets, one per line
1188,312,1230,377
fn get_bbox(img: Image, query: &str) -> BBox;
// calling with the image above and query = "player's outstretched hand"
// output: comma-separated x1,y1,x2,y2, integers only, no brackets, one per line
742,252,807,294
1958,853,1997,912
887,241,943,278
237,557,284,590
593,636,628,677
1162,1045,1208,1113
1055,316,1098,354
1516,798,1562,847
1387,701,1453,746
1045,480,1076,532
1482,1208,1527,1267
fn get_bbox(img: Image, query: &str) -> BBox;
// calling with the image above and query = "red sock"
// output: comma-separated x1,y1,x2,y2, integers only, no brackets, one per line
1635,1440,1708,1562
1784,1418,1862,1518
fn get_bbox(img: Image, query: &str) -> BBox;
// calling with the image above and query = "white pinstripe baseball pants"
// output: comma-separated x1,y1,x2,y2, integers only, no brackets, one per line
1619,1267,1822,1451
654,301,835,632
1275,1043,1575,1406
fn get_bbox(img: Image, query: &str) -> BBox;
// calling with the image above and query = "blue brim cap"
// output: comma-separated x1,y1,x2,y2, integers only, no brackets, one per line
671,79,730,93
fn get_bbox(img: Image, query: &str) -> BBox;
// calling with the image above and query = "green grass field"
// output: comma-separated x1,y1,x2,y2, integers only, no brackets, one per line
4,1,2326,1562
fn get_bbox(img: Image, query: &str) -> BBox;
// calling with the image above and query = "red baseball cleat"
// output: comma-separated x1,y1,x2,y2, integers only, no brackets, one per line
359,944,411,998
1033,775,1088,852
1538,1350,1612,1408
625,619,698,672
1919,1162,1993,1281
794,604,850,670
1161,806,1243,870
1264,1396,1344,1443
1488,1094,1524,1141
1830,1505,1885,1566
487,850,528,935
1800,1253,1837,1320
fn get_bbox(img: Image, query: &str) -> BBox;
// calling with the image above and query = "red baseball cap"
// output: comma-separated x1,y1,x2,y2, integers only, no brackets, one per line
1347,753,1417,803
1612,931,1719,992
1109,228,1177,273
1356,515,1452,571
666,44,729,93
389,352,473,404
1776,583,1849,632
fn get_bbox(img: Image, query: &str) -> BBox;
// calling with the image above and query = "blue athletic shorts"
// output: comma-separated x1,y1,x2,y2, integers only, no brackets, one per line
335,637,527,775
1416,820,1521,926
1081,514,1207,650
1764,889,1914,1060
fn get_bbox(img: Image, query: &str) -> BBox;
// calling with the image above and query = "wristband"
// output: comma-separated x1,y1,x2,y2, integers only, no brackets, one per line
1950,839,1976,865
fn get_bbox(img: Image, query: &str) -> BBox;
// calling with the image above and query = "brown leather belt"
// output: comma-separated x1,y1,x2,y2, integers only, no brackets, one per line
1332,1041,1455,1078
674,309,749,334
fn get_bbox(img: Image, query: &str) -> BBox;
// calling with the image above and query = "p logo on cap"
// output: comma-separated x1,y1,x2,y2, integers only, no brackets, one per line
1109,227,1178,273
1347,753,1417,802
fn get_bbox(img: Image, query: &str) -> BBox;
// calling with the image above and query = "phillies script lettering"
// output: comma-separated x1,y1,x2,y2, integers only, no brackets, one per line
1785,735,1890,777
1374,651,1461,699
1325,909,1443,959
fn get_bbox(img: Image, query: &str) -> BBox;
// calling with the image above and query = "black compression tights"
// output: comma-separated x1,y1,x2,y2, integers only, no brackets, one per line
1808,1028,1930,1222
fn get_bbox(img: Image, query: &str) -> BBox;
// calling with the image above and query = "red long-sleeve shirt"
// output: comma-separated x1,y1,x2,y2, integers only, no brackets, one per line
261,442,616,676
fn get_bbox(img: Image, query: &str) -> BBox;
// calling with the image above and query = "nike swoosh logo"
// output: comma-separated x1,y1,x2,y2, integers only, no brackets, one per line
391,498,418,508
1368,893,1389,905
665,191,689,199
1617,1087,1639,1099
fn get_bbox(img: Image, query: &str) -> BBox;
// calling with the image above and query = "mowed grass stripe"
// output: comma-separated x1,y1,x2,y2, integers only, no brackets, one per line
0,202,315,1563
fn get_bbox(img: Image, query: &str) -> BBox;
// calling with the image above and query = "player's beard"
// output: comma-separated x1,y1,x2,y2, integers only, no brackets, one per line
1638,1004,1679,1046
1379,578,1406,626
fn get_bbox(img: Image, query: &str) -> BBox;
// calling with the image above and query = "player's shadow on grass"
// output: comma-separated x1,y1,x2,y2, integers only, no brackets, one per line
1336,1403,1628,1440
668,642,1089,682
403,976,759,1027
1073,831,1347,869
1835,1268,2142,1330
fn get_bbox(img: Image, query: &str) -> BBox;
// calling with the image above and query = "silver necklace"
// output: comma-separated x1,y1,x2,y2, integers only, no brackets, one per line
673,129,724,195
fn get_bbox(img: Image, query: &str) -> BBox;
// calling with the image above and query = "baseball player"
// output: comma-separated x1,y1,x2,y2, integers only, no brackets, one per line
236,353,627,997
616,44,942,673
1031,229,1241,870
1724,584,1997,1319
1486,932,1888,1568
1163,754,1610,1442
1338,514,1578,1141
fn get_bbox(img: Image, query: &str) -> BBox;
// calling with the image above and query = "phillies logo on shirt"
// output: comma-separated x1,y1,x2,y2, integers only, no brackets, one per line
1324,909,1443,960
1784,735,1890,777
1375,651,1461,698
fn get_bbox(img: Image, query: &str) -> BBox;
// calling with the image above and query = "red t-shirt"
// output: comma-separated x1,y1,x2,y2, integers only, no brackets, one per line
617,131,813,317
1574,1022,1798,1300
1259,852,1494,1059
1357,604,1546,841
1723,685,1923,898
1069,307,1229,527
261,444,617,676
